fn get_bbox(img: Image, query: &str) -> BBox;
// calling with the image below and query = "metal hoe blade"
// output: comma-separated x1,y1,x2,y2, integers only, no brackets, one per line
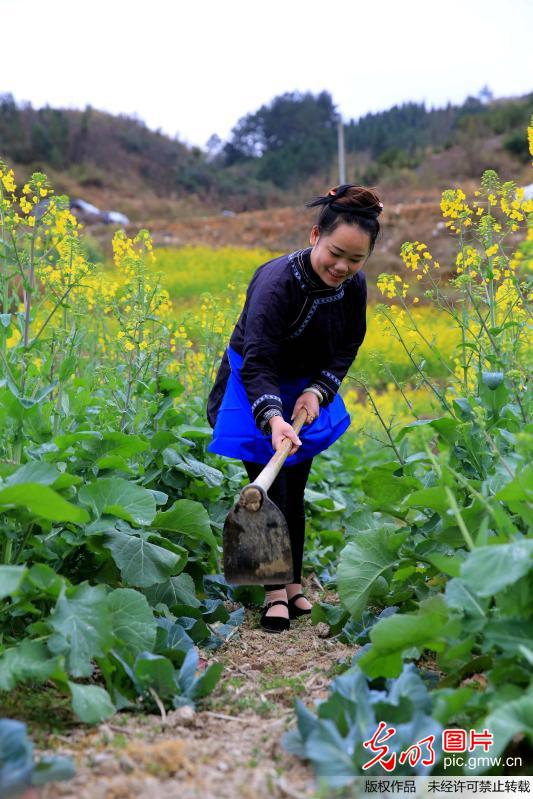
223,483,294,585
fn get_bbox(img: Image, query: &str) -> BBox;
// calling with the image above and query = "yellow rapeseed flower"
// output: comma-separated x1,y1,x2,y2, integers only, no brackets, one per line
1,169,16,193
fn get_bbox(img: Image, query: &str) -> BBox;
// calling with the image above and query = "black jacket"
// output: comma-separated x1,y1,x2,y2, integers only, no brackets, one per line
206,246,367,431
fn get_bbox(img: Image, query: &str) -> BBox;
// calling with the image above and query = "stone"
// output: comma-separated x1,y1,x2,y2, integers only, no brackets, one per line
119,754,136,773
166,705,196,727
90,752,119,777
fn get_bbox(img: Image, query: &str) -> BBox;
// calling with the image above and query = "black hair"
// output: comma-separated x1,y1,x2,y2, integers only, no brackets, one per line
306,184,383,255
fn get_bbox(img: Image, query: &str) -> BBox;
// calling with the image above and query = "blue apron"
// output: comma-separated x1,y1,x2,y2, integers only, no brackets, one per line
207,346,351,465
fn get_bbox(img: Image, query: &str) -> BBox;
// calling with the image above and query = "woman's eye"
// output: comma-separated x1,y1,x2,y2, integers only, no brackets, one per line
329,250,360,263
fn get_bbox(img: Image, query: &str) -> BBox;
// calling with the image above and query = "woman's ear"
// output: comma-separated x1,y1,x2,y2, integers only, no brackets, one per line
309,225,320,246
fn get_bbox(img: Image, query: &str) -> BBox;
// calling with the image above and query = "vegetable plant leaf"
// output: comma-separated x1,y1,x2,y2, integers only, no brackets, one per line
0,640,65,691
162,448,224,487
0,565,26,600
358,597,449,678
175,647,198,695
445,578,489,618
402,486,450,516
68,681,116,724
304,721,359,784
460,540,533,597
155,618,195,659
483,691,533,758
337,526,402,620
79,477,156,526
190,661,224,699
362,464,423,511
495,465,532,503
48,583,112,677
0,719,74,793
4,462,60,486
143,573,200,609
153,499,217,548
103,530,184,588
483,619,533,655
0,483,89,523
107,588,157,657
133,652,176,698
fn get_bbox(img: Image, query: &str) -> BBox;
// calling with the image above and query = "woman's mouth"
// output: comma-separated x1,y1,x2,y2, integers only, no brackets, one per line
328,270,345,282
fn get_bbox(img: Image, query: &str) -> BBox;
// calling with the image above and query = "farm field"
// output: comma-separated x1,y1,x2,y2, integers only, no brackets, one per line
0,144,532,797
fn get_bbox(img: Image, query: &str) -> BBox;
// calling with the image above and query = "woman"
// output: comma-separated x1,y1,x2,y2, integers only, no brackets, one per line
206,185,383,632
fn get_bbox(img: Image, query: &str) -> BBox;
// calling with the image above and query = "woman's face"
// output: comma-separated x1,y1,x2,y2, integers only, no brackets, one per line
309,222,371,287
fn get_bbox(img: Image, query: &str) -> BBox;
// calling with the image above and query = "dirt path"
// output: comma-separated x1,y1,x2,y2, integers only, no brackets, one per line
39,586,353,799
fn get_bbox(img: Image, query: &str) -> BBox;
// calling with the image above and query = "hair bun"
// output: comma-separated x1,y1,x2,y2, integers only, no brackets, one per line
308,185,383,218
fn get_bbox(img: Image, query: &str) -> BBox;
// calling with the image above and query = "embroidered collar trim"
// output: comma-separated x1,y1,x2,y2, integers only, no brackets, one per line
288,248,354,296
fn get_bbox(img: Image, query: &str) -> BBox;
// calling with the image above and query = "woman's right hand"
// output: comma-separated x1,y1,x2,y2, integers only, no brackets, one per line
269,416,302,456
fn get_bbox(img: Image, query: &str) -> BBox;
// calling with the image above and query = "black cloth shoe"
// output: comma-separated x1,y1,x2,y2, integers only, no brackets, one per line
260,599,290,633
288,593,312,619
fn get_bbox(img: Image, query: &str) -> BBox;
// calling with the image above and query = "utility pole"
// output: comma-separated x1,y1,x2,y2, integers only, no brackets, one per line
337,117,346,184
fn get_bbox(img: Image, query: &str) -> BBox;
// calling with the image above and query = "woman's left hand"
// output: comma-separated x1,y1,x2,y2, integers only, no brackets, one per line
291,391,320,426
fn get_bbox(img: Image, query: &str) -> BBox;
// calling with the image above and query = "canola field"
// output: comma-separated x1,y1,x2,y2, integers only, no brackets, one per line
149,246,467,434
0,157,532,788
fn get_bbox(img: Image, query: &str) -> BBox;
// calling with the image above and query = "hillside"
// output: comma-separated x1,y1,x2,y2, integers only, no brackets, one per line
1,90,531,258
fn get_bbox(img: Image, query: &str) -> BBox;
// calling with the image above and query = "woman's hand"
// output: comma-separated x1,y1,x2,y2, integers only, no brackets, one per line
269,416,302,456
292,391,320,426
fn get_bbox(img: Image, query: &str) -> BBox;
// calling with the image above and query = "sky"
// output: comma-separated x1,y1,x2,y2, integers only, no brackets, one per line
2,0,532,149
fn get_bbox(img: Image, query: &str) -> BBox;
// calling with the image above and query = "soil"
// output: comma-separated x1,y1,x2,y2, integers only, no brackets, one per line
135,200,457,285
86,197,469,293
88,197,526,288
35,584,354,799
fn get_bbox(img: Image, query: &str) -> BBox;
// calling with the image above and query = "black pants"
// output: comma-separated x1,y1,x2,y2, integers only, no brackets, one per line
242,458,314,590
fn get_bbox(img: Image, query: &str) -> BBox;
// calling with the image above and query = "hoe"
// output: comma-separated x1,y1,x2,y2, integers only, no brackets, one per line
223,407,308,584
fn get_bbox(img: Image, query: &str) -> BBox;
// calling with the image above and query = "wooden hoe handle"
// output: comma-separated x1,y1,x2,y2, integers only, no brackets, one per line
239,407,309,511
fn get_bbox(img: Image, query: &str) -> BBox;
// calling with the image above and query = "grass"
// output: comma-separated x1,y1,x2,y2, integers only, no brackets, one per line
206,686,280,717
325,659,351,679
202,667,310,717
0,682,76,744
259,673,306,694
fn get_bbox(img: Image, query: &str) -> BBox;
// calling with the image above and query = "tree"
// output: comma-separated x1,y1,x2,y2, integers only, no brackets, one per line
223,91,338,187
30,107,70,168
478,85,494,104
0,94,28,161
205,133,224,164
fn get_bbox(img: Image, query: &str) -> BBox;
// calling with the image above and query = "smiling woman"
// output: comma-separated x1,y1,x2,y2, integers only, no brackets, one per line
206,184,383,633
309,223,371,285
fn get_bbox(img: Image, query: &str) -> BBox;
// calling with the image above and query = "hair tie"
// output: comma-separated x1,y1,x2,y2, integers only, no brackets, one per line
326,185,351,202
